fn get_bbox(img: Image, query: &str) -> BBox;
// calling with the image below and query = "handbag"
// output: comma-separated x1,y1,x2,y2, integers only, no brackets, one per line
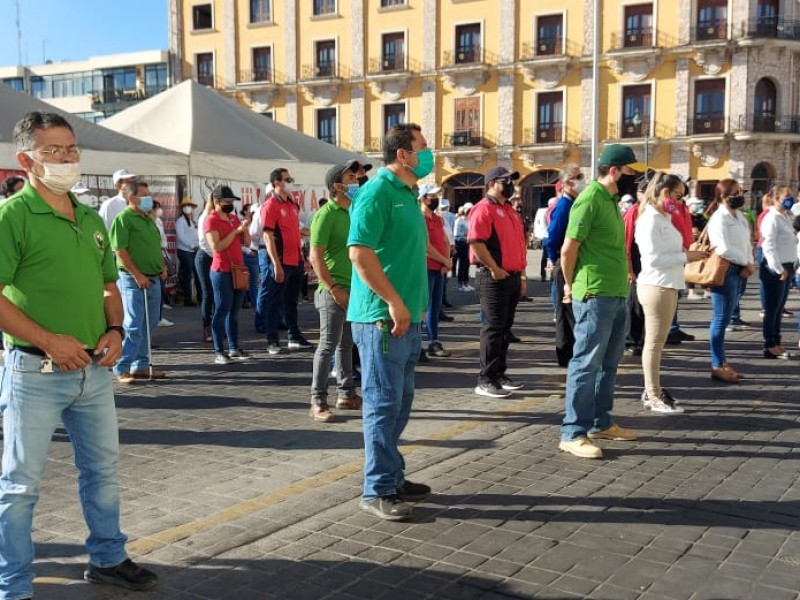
684,222,730,287
226,249,249,291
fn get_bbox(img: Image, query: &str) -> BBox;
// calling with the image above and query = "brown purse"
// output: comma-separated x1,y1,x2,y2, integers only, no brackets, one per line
683,222,730,287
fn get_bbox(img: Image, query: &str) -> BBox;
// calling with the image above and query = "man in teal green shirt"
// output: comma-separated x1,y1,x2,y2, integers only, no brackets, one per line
308,160,363,422
109,181,167,383
0,111,157,598
559,144,644,459
347,123,430,521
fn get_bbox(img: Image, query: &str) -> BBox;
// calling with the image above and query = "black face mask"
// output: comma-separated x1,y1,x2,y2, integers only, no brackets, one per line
728,195,745,210
616,174,637,196
221,204,235,213
500,181,515,199
357,176,369,186
427,198,439,211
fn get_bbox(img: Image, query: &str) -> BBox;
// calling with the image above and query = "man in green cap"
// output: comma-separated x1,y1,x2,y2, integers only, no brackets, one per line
559,144,645,459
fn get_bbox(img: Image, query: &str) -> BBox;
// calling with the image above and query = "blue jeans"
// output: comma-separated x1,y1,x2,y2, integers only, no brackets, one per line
561,296,627,441
210,270,245,353
760,262,794,348
195,251,214,326
754,247,765,310
709,264,743,368
0,350,128,599
256,251,304,343
731,274,748,322
352,322,421,499
243,250,259,306
115,272,161,375
425,270,444,343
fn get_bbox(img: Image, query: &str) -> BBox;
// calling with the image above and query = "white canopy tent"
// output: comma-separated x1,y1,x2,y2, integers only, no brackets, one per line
0,83,187,176
101,79,366,189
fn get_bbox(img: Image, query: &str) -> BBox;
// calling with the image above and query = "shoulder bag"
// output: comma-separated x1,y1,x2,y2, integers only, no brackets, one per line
683,222,730,287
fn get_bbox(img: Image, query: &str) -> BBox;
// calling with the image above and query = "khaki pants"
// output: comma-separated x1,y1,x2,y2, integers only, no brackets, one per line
637,284,679,397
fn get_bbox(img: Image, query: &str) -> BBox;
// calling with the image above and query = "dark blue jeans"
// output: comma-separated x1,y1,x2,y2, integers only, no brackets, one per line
210,270,245,353
709,264,743,367
243,250,259,306
195,251,214,326
256,250,304,343
760,261,794,348
177,249,198,303
426,270,444,342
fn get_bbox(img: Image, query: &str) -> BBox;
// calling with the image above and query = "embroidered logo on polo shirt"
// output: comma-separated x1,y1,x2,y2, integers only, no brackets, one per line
94,231,105,251
280,208,287,217
497,208,505,217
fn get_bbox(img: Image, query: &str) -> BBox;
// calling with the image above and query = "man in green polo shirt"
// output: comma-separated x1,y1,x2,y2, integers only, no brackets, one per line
348,123,431,522
0,111,158,598
308,160,364,423
109,181,167,383
559,144,644,459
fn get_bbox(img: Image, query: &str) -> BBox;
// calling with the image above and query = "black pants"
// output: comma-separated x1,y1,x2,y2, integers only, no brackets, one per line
455,240,470,285
627,280,645,347
553,262,575,367
476,269,520,384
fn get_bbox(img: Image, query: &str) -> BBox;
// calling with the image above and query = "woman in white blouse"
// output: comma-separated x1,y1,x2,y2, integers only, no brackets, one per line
175,198,200,307
635,172,708,412
707,179,756,382
759,188,797,359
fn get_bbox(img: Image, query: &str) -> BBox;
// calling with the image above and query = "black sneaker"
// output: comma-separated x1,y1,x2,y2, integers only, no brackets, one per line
417,349,429,363
665,333,682,345
438,312,455,322
84,558,158,591
499,376,524,391
397,480,431,502
359,495,412,521
287,335,313,350
672,329,695,342
474,382,511,398
505,331,521,343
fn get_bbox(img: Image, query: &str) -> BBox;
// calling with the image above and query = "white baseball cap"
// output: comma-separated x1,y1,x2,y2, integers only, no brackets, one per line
463,202,474,212
112,169,138,185
417,183,442,199
71,181,89,194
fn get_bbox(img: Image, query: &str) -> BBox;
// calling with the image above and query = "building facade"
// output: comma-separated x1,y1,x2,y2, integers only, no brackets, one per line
170,0,800,210
0,50,171,122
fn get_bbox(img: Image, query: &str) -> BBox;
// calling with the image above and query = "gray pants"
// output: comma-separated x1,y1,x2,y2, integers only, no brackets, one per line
311,287,355,405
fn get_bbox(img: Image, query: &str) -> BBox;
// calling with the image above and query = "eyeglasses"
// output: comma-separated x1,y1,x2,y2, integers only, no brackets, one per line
283,177,295,184
569,174,585,182
31,146,81,160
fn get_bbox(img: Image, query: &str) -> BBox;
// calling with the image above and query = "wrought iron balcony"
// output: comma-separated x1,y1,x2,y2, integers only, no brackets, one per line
521,38,581,59
367,55,421,74
443,130,493,148
607,121,675,140
442,44,497,67
611,27,655,49
238,69,283,85
521,125,580,145
742,16,800,40
300,62,349,80
690,114,726,135
734,113,800,134
365,137,384,153
692,19,728,41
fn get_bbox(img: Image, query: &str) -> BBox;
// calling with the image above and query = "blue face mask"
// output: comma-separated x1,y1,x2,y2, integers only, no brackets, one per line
138,195,154,212
345,183,360,199
411,148,435,179
781,197,795,211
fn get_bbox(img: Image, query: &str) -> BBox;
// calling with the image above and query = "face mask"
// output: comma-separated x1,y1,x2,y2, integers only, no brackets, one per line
138,195,154,213
410,148,434,179
357,175,369,186
691,204,704,214
427,198,440,211
572,179,587,195
27,155,81,195
616,173,637,195
662,198,679,214
728,195,745,210
781,197,795,211
345,183,360,199
182,205,194,215
221,204,235,214
283,181,294,193
500,181,516,199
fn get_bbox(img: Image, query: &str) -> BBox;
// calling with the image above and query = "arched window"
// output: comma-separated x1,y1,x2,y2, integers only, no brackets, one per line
751,162,775,205
753,78,777,132
441,172,485,211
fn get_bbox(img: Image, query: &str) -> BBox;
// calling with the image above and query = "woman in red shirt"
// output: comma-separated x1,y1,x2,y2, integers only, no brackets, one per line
419,184,452,359
204,185,252,364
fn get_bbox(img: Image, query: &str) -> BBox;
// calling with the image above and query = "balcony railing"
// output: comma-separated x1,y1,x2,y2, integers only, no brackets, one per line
734,113,800,134
522,126,579,145
443,44,498,66
690,114,726,135
742,17,800,40
607,121,675,140
300,62,349,80
611,27,655,49
365,137,384,153
692,19,728,41
443,130,493,148
238,69,280,84
521,38,581,59
366,55,422,74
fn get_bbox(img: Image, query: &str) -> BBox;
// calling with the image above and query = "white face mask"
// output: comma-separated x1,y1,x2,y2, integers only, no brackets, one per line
182,206,194,215
283,181,294,193
27,154,81,195
572,179,587,194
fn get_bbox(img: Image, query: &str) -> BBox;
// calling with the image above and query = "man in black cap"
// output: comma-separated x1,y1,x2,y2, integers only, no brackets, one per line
559,144,644,459
468,166,528,398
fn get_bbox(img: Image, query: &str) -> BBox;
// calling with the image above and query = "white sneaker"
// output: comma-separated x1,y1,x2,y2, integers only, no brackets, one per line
686,293,702,301
214,352,231,365
464,285,475,292
162,304,173,310
157,318,174,327
458,286,466,292
267,342,281,355
228,349,251,360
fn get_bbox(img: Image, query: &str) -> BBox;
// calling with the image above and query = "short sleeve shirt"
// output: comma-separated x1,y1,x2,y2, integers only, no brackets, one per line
261,193,302,266
205,211,244,272
467,196,527,271
565,180,628,299
0,183,117,348
347,168,428,323
425,212,449,271
310,197,352,289
109,207,164,276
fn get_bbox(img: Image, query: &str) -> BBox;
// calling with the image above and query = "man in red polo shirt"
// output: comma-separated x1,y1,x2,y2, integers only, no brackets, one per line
468,166,528,398
257,168,312,354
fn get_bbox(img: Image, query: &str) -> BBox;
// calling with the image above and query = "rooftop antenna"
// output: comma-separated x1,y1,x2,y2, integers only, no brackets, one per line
15,0,22,66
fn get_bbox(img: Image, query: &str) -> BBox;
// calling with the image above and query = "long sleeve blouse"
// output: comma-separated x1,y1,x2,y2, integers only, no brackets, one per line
707,203,753,267
759,207,796,275
634,204,688,289
175,214,199,252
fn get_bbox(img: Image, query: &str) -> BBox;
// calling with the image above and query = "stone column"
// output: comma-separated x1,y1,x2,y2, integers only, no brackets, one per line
729,48,749,131
167,0,183,83
350,0,365,150
223,0,236,87
499,0,516,64
580,67,594,145
675,58,689,137
284,0,298,129
422,0,437,71
497,72,515,167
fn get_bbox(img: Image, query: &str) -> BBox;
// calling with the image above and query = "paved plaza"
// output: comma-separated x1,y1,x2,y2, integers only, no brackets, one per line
4,252,800,600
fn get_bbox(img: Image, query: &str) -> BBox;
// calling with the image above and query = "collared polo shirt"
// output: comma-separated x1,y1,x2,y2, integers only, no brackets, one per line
310,196,352,290
467,195,527,271
109,207,164,276
0,182,117,349
347,167,428,323
261,192,302,266
425,212,449,271
205,210,245,272
565,180,628,300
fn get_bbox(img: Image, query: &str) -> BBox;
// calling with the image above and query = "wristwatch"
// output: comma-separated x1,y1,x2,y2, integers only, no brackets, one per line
106,325,125,338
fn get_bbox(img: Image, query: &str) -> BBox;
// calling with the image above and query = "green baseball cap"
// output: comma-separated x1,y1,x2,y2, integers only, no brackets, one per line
598,144,646,172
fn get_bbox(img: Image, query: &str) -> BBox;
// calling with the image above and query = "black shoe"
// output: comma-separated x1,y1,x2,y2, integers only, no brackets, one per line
665,333,682,346
417,349,429,363
499,376,524,391
438,312,454,322
359,495,412,521
474,381,511,398
505,331,521,343
442,300,453,308
397,480,431,502
84,558,158,591
672,329,695,342
626,345,643,356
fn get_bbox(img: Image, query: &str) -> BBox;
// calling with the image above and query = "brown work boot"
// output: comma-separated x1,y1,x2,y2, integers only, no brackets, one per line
310,404,334,422
131,369,167,380
116,373,137,384
336,395,362,410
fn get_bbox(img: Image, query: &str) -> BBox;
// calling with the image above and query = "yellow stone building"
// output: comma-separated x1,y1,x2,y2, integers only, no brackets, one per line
169,0,800,210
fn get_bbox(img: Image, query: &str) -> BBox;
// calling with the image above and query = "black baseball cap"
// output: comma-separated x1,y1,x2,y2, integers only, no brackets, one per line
211,184,240,201
484,166,520,185
325,161,360,193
